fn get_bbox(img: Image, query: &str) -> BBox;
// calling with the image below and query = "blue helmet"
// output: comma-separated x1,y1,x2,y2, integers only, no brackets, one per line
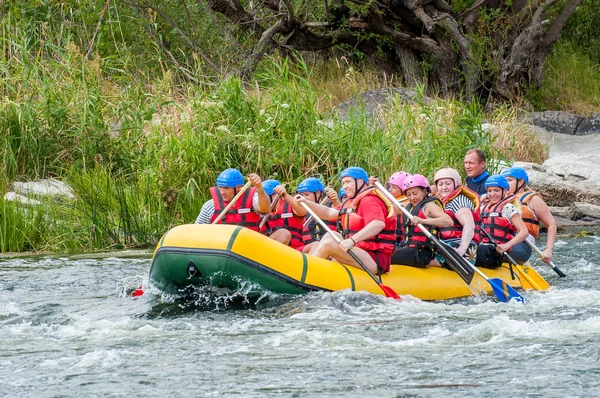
216,168,244,188
262,179,280,196
338,187,347,200
298,177,324,193
485,175,510,190
501,167,529,184
339,167,369,184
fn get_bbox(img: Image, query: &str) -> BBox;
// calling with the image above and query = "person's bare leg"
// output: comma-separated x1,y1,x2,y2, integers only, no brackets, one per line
313,234,378,274
270,229,291,245
302,242,318,254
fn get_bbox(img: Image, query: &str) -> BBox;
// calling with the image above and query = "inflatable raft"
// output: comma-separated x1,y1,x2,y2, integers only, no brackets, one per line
149,224,549,301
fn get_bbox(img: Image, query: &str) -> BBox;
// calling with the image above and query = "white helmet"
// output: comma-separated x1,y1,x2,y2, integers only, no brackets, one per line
434,168,462,186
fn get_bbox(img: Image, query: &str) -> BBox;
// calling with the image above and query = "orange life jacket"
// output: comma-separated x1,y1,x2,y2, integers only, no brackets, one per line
210,186,261,231
339,187,397,254
517,191,541,239
263,199,304,249
438,186,481,243
480,194,519,245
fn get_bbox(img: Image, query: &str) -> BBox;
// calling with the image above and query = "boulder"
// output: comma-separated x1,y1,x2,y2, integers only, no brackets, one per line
525,111,584,135
333,88,431,123
3,191,42,205
514,160,600,207
575,112,600,135
566,202,600,222
12,179,75,200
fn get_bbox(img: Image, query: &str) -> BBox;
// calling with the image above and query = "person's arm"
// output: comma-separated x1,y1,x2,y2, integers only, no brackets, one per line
497,213,529,253
529,195,557,263
274,185,307,217
295,194,340,220
414,202,453,228
454,207,475,256
248,173,270,213
195,200,214,224
325,187,341,207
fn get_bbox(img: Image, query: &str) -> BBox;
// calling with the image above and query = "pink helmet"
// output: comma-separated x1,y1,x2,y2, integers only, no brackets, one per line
402,174,431,193
434,168,462,186
388,171,411,189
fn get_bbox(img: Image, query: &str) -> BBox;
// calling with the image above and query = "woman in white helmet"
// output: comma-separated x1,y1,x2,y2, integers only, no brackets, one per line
432,168,481,265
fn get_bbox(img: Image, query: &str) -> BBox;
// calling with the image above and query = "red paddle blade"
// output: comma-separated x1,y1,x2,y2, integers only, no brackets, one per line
132,286,144,297
380,284,401,300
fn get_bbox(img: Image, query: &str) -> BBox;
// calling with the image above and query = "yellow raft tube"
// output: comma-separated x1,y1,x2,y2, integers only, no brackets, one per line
149,224,550,300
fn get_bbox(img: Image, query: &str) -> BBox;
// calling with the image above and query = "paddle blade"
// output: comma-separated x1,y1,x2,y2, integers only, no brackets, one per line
132,286,144,297
379,284,402,300
488,278,524,303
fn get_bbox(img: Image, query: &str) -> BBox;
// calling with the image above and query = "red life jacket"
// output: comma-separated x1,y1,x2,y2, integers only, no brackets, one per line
338,187,397,254
394,196,410,246
404,196,443,249
210,186,261,231
438,186,481,243
480,194,518,244
264,200,304,249
517,191,541,239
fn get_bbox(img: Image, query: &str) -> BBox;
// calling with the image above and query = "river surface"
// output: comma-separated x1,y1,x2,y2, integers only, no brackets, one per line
1,234,599,397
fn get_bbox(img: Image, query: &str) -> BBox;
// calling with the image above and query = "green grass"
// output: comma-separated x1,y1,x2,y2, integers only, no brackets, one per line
3,3,590,254
528,41,600,116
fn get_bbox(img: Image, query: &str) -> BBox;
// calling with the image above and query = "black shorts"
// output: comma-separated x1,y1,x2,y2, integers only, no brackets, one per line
475,244,503,268
391,246,434,268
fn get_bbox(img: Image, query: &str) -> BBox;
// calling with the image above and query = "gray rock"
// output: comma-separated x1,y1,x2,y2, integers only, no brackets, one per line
3,192,42,205
566,202,600,221
12,179,75,200
526,111,584,135
333,88,431,123
575,112,600,135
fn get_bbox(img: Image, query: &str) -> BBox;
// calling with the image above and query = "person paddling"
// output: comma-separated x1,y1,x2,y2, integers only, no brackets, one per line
194,168,270,230
432,168,481,265
464,148,490,196
501,167,557,264
260,179,305,250
297,167,397,275
381,172,411,252
298,177,338,254
391,174,453,268
476,175,531,268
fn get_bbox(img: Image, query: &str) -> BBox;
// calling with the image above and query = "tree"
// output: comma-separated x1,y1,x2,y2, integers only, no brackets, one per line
197,0,583,102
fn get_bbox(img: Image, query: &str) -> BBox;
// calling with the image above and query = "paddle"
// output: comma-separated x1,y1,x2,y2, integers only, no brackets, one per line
525,240,566,277
299,202,401,300
302,197,331,228
212,181,253,224
374,182,523,302
259,193,280,230
440,241,524,302
373,181,475,285
479,227,544,291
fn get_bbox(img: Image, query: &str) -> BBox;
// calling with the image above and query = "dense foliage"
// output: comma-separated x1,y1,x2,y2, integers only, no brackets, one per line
0,1,597,253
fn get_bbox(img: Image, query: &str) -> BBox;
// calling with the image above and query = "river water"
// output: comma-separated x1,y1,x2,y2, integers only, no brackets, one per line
1,234,599,397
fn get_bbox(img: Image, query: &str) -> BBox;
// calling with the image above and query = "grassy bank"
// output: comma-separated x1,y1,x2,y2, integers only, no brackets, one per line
4,2,595,254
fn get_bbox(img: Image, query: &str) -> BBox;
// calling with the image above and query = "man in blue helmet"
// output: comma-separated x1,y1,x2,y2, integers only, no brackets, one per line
260,179,306,250
297,167,397,274
194,169,270,230
464,148,490,196
295,177,339,254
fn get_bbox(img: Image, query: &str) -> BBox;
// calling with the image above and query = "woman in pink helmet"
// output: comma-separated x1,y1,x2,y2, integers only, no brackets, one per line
384,172,411,250
391,174,453,268
431,168,481,265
